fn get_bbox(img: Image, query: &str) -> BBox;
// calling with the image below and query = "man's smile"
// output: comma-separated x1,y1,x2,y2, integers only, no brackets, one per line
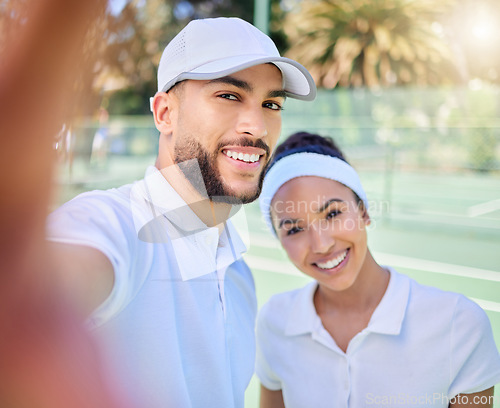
222,147,265,164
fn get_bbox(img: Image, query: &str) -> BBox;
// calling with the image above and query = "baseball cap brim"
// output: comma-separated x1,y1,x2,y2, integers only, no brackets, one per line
160,54,316,101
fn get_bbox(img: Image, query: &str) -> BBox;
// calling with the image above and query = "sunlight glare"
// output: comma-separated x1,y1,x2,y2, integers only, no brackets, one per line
472,21,495,41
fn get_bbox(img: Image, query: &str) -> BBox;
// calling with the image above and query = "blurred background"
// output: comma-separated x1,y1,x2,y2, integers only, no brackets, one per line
2,0,499,406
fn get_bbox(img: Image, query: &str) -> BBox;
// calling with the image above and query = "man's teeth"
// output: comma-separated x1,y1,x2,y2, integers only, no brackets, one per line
316,250,348,270
224,150,260,163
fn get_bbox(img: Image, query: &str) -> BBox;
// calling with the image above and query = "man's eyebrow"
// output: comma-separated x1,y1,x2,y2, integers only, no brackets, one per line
269,89,287,99
207,76,286,99
316,199,345,214
207,76,252,92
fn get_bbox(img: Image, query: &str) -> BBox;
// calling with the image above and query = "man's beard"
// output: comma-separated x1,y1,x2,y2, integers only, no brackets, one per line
174,137,269,205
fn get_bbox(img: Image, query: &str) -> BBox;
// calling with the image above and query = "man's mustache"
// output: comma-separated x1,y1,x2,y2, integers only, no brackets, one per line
217,138,270,157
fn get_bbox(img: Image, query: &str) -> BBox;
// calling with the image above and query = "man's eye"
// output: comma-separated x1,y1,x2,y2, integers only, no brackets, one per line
219,93,238,101
264,101,283,111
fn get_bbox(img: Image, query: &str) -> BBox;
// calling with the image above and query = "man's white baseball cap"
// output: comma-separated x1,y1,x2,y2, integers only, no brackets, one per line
156,17,316,101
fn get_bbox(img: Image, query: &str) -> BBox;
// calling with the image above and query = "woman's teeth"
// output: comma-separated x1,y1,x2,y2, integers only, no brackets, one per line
223,150,260,163
316,250,348,270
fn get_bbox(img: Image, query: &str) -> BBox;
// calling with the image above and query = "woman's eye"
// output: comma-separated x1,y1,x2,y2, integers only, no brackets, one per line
264,101,283,111
326,210,341,220
286,226,302,236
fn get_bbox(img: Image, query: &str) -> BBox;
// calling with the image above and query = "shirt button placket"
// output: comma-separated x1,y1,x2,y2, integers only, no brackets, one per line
203,230,225,316
342,356,351,405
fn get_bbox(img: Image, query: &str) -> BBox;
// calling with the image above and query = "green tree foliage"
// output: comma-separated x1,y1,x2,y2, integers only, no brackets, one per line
279,0,461,88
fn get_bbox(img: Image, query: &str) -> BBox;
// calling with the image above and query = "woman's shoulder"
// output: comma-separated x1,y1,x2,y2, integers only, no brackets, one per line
261,281,315,310
257,281,317,333
405,271,475,306
390,268,489,328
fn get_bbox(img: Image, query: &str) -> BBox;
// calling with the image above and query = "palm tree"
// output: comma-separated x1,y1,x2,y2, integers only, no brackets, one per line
281,0,460,88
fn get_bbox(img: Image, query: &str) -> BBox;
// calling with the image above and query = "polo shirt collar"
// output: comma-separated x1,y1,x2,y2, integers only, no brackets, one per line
366,266,409,335
285,281,321,336
284,267,410,337
218,218,246,258
133,165,207,234
130,166,247,280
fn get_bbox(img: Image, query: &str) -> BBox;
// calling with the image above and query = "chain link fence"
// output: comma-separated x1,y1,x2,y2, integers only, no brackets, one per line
53,86,500,236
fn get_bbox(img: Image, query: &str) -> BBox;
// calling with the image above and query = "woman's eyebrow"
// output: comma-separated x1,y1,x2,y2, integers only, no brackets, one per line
316,198,345,214
278,218,299,229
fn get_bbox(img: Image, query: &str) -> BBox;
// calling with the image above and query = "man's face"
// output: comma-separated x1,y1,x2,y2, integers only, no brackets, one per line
166,64,284,204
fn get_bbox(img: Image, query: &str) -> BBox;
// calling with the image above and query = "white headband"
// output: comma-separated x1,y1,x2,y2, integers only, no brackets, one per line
259,152,368,236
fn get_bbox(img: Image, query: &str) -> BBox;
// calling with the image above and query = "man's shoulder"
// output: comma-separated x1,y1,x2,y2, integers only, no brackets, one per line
63,182,133,209
47,182,140,241
50,180,144,222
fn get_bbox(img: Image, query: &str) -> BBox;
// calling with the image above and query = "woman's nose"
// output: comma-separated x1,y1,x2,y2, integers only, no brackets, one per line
309,221,335,254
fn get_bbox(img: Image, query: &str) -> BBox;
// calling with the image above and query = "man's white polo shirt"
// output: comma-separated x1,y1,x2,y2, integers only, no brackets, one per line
47,166,257,408
256,267,500,408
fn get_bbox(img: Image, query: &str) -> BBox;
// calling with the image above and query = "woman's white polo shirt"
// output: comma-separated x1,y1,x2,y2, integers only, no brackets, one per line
256,267,500,408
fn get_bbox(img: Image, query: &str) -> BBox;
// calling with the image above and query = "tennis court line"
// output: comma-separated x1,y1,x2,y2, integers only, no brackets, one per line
470,298,500,313
247,232,500,283
245,254,303,277
244,254,500,313
373,252,500,283
468,199,500,217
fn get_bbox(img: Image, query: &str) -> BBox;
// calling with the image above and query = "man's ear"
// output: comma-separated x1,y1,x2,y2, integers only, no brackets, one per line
151,92,176,134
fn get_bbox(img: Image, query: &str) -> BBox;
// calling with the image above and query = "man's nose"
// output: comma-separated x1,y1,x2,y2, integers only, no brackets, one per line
235,105,268,139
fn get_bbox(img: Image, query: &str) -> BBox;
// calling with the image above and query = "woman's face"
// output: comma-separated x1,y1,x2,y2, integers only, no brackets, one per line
270,176,370,293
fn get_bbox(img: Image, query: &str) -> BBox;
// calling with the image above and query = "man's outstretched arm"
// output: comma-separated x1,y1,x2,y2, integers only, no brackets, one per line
0,0,119,406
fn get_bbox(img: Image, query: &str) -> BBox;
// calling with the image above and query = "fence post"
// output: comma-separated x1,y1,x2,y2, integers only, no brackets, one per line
254,0,270,35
